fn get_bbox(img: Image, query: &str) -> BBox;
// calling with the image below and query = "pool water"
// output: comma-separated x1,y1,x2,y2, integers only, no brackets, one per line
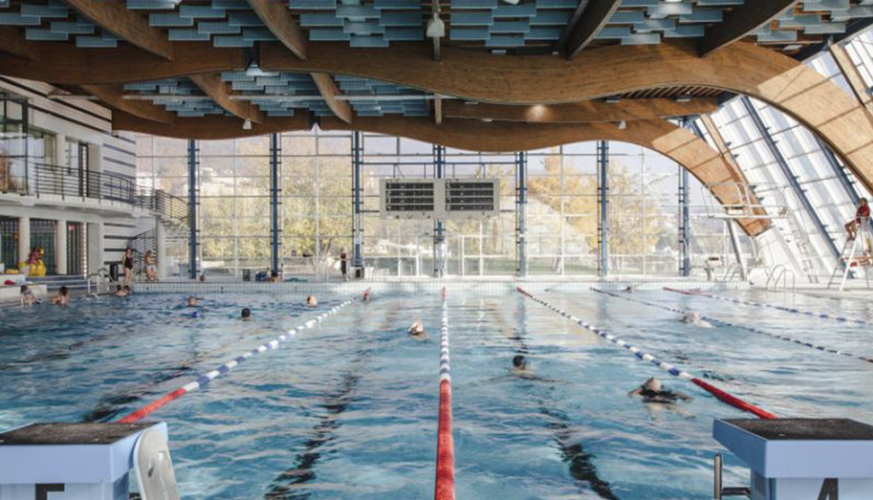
1,287,873,499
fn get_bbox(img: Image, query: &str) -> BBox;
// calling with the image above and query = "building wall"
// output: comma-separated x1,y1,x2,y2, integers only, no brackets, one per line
0,77,150,271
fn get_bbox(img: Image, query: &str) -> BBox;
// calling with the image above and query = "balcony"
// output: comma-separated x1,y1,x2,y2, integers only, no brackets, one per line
0,161,186,223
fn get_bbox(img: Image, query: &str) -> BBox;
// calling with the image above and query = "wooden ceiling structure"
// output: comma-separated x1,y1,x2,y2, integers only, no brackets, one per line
2,0,873,236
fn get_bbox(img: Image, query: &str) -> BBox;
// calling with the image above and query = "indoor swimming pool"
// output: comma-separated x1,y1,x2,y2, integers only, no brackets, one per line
2,286,873,499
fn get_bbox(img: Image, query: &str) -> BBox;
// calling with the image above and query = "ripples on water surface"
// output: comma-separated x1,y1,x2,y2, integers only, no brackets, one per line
1,287,872,499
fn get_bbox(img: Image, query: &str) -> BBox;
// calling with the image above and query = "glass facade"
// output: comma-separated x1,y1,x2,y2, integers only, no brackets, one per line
130,25,873,281
136,131,733,279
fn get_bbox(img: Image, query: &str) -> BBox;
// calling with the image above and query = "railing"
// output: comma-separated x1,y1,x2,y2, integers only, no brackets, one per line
86,268,114,296
0,162,187,224
766,264,796,291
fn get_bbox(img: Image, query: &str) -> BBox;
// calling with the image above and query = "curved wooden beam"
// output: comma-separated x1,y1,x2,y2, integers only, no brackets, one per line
246,0,307,61
189,73,265,124
259,41,873,197
81,85,175,124
311,72,353,124
320,116,769,236
0,42,244,84
699,0,800,57
62,0,174,60
562,0,622,59
112,111,310,140
443,98,719,123
0,26,37,60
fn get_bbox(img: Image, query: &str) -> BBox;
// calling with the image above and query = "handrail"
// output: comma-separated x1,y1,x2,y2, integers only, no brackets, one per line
0,161,187,224
86,268,113,295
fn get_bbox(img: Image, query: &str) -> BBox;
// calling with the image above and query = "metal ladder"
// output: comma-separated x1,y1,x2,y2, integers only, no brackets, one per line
827,218,873,291
783,210,820,283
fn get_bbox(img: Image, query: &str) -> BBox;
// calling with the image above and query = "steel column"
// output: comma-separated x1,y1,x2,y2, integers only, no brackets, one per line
597,140,609,278
352,131,364,273
187,139,198,279
740,97,841,260
434,144,445,277
516,151,527,277
679,165,692,277
270,133,281,274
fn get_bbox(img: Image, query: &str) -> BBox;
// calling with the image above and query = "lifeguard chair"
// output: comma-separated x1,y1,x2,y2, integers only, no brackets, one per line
827,216,872,291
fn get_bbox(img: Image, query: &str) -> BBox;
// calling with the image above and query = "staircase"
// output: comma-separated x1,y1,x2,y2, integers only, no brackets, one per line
783,210,820,284
29,275,90,295
127,212,189,281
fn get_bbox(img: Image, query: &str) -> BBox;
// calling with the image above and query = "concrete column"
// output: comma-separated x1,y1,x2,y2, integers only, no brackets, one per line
18,216,30,268
87,222,104,275
55,219,68,275
54,134,66,168
155,219,168,279
87,144,102,198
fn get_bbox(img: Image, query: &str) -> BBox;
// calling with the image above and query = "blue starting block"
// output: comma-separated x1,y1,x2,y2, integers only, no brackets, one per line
0,422,177,500
713,418,873,500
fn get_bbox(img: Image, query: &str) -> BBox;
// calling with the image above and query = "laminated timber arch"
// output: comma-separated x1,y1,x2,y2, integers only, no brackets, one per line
316,116,770,237
3,39,871,198
258,40,873,196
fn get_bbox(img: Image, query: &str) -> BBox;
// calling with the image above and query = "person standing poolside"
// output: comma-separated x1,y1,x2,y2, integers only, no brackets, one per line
846,198,870,241
340,249,348,282
144,250,158,282
122,248,134,288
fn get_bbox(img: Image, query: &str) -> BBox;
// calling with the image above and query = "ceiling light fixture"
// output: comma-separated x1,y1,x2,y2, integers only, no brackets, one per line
242,119,252,130
502,0,520,4
617,120,627,130
426,12,445,38
245,61,278,78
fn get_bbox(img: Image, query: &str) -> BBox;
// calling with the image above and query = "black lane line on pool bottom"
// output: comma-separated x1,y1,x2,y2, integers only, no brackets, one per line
490,300,620,500
263,351,373,500
79,326,262,422
263,304,402,500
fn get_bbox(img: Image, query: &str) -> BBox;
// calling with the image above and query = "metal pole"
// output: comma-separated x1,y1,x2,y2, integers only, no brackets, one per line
597,141,610,278
741,97,841,260
713,454,723,500
352,131,364,275
269,133,281,274
516,151,527,277
187,139,198,280
434,144,445,278
679,166,692,277
727,220,748,281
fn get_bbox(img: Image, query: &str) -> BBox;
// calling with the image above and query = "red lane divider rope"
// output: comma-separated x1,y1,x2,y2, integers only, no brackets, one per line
518,287,777,420
435,287,455,500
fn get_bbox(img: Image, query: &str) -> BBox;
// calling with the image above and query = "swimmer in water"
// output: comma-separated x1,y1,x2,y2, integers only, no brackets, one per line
512,354,527,372
51,286,69,306
362,290,371,303
115,285,130,297
629,377,691,405
681,312,713,329
305,295,318,307
624,285,636,293
241,307,251,319
187,296,198,307
408,318,427,339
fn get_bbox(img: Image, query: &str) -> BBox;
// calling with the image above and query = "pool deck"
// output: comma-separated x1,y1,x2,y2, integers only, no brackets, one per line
132,277,751,294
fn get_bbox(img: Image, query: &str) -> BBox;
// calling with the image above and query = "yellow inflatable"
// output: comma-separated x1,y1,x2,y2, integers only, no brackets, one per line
23,248,47,277
28,260,46,277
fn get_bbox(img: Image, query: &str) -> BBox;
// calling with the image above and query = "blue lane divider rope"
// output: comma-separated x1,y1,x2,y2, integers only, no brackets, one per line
593,289,873,366
517,287,777,420
665,288,873,327
118,294,365,423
